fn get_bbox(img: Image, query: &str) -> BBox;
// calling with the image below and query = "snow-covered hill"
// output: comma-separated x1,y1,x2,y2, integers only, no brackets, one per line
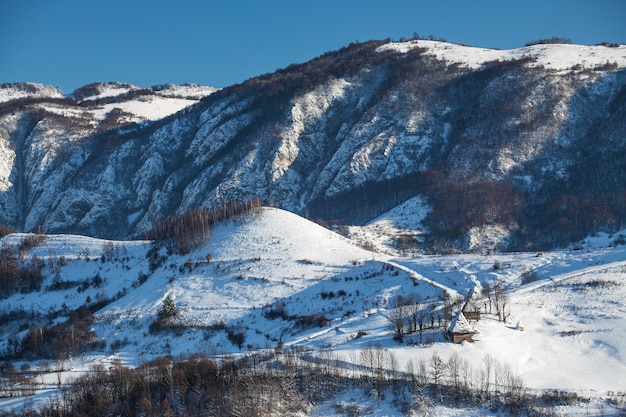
1,40,625,253
0,83,64,103
1,207,625,415
0,81,217,124
71,82,217,123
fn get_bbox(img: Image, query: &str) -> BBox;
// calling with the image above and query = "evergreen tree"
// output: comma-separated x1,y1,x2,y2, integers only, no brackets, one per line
158,296,177,319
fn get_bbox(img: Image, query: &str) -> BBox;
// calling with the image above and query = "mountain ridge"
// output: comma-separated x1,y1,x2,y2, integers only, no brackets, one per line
1,39,626,252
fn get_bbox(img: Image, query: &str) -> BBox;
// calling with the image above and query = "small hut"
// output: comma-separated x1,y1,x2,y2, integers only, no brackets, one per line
462,293,481,322
447,311,475,344
463,307,481,322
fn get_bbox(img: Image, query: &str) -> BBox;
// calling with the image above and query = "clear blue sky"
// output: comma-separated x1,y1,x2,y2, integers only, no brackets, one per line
2,0,625,93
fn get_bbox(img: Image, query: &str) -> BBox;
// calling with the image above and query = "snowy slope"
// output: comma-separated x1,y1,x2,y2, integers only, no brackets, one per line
345,196,431,255
88,96,199,123
0,81,216,124
98,208,379,337
1,208,624,393
390,248,626,392
73,82,218,123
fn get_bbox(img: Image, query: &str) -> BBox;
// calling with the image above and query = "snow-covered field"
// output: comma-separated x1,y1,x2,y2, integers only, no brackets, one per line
1,205,625,415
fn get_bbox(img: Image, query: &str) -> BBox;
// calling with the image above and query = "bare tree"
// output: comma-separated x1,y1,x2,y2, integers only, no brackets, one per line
493,283,510,322
447,352,462,395
494,358,504,394
482,353,495,397
387,295,408,343
348,350,359,379
359,345,375,381
387,351,401,394
372,344,387,392
405,358,416,386
442,293,454,321
412,391,434,415
460,356,473,394
406,293,422,334
416,357,428,389
482,281,493,313
429,352,445,388
360,344,388,392
406,357,428,390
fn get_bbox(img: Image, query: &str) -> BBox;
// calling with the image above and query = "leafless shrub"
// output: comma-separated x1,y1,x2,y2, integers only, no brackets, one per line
595,61,619,71
17,232,48,258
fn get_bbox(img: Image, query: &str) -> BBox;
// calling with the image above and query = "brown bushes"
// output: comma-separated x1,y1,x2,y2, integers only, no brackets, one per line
0,225,13,238
525,36,572,46
0,246,45,299
18,306,102,360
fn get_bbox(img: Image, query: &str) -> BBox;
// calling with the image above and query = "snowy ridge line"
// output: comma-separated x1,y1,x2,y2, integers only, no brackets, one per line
2,41,625,251
385,259,462,298
515,258,626,294
377,39,626,71
0,81,216,123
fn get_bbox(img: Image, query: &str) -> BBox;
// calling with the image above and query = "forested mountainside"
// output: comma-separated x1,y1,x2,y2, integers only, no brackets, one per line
1,39,625,252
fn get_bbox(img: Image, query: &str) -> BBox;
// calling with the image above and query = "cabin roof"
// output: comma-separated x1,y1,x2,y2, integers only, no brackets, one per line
448,311,474,334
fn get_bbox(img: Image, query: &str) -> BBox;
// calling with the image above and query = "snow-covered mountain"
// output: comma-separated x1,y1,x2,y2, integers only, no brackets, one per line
1,207,625,415
1,40,626,253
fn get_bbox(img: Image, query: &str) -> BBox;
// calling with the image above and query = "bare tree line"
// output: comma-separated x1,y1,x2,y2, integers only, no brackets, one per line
0,234,48,299
145,196,264,254
1,341,613,417
387,292,465,344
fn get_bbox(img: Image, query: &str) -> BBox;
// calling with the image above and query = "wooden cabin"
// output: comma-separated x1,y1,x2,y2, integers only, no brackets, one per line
447,311,475,344
463,309,481,322
462,298,481,322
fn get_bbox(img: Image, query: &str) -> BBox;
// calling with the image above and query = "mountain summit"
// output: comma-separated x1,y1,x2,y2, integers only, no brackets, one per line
1,40,625,252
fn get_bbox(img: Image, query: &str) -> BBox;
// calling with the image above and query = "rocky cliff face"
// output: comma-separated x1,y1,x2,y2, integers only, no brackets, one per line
1,40,625,252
